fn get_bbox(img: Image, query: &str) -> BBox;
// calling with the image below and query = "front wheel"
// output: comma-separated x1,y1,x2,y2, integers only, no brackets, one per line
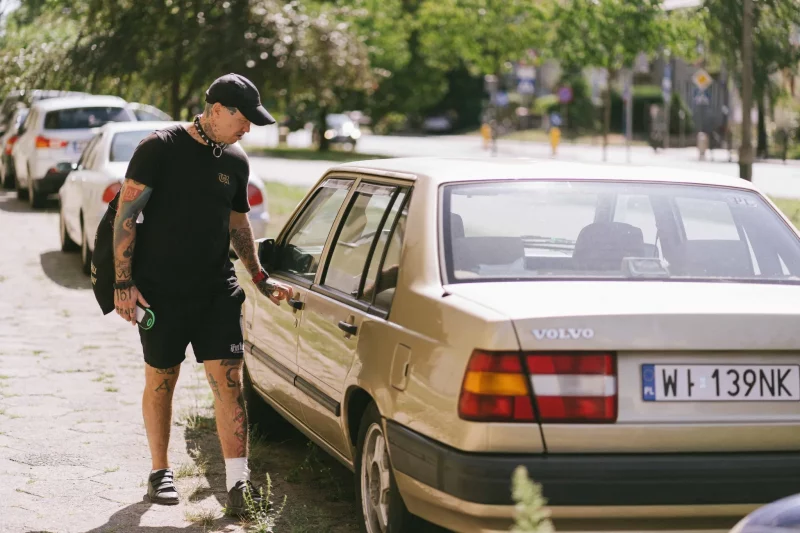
355,403,417,533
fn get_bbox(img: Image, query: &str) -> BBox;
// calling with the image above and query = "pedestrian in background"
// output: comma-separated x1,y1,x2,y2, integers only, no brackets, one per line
111,73,293,514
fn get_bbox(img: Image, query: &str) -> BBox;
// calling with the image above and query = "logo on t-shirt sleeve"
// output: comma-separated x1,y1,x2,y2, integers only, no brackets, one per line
218,173,230,185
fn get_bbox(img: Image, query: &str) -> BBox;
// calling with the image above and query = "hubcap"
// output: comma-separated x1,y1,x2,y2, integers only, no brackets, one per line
361,423,391,533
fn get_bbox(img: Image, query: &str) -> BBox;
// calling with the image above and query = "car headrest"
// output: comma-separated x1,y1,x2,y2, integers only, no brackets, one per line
573,222,645,271
451,213,465,240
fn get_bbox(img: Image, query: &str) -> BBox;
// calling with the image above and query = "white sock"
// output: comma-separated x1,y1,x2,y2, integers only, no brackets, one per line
225,457,250,492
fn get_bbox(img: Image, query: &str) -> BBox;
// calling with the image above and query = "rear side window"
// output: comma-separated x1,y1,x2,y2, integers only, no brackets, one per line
44,107,132,130
110,130,154,162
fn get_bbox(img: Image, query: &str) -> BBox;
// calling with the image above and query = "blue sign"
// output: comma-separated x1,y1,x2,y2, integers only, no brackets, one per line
517,79,535,95
693,87,711,106
642,364,656,401
557,86,573,104
549,112,562,127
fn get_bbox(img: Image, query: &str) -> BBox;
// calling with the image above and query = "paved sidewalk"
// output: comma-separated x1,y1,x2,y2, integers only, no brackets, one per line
0,191,358,533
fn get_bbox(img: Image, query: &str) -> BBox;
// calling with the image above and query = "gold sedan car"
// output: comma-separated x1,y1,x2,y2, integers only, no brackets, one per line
237,158,800,533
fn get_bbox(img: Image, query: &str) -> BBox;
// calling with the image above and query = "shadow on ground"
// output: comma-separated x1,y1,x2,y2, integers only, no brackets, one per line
40,250,92,290
0,190,59,213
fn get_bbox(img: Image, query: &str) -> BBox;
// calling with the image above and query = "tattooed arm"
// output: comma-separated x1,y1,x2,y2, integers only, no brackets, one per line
113,179,153,324
229,211,293,305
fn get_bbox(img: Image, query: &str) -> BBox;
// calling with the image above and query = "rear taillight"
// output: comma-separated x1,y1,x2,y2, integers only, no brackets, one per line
5,135,17,155
35,135,69,149
458,351,535,422
526,352,617,423
248,183,263,206
102,182,122,203
458,350,617,423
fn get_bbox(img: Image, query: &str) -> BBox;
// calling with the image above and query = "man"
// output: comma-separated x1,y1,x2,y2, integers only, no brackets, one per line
112,73,293,514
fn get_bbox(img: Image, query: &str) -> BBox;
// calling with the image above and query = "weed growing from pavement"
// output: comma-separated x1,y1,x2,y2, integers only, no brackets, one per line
180,412,216,432
104,466,120,473
238,473,286,532
0,408,5,416
93,373,115,383
0,374,8,379
104,386,119,393
175,457,209,479
511,466,554,532
184,506,217,528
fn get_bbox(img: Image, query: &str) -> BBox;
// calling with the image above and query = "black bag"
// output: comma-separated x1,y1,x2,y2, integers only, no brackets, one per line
91,190,121,315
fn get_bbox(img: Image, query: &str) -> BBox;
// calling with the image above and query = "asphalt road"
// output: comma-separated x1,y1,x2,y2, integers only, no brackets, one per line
246,130,800,200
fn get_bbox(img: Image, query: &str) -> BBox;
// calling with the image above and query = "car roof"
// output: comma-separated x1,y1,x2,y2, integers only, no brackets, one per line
32,95,128,111
100,120,182,133
332,157,760,191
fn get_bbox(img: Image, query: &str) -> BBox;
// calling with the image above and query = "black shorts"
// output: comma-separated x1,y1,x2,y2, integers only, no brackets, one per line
138,291,245,370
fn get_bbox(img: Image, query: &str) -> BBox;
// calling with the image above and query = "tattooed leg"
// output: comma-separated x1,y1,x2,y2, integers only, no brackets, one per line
204,359,247,458
143,363,181,470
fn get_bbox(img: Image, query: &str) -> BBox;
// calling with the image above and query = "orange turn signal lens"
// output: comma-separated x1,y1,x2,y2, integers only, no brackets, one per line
462,371,528,396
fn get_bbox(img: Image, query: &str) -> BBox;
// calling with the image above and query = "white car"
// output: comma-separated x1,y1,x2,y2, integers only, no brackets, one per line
58,121,271,274
12,95,136,208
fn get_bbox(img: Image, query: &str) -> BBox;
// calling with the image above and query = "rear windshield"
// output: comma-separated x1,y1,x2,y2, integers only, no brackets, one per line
442,180,800,284
44,107,131,130
110,130,153,162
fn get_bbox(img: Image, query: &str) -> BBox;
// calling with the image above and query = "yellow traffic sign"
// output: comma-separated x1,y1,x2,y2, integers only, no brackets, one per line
692,69,713,91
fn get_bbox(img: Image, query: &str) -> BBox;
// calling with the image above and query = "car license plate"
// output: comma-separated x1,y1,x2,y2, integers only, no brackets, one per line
641,364,800,402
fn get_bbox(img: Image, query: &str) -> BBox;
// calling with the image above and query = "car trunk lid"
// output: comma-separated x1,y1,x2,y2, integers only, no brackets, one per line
446,280,800,453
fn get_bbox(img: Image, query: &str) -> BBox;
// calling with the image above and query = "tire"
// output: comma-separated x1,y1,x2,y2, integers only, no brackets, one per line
355,403,418,533
1,165,14,190
242,363,294,439
28,178,45,208
60,211,80,252
16,174,28,201
80,221,92,275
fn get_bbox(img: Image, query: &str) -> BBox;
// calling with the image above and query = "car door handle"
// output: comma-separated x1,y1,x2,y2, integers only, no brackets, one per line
338,321,358,336
288,298,304,311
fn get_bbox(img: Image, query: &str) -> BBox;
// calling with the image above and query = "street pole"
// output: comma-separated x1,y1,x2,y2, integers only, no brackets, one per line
739,0,754,181
625,70,633,163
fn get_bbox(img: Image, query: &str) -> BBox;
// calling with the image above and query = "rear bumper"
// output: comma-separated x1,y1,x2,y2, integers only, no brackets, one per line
31,167,69,195
386,420,800,507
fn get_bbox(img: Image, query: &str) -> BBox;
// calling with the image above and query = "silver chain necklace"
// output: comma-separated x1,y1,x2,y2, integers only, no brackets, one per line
193,115,226,158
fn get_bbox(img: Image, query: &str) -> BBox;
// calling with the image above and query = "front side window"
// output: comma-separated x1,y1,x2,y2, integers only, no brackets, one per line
277,178,353,280
443,180,800,284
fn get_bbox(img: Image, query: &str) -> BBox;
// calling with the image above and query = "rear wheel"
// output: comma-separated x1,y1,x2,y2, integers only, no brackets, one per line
28,177,45,208
60,211,80,252
355,403,418,533
80,220,92,275
242,363,294,439
1,165,15,190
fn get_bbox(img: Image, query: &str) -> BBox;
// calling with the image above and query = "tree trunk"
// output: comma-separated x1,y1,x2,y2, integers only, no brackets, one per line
317,106,330,152
602,70,614,162
170,0,186,120
756,93,768,159
739,0,754,180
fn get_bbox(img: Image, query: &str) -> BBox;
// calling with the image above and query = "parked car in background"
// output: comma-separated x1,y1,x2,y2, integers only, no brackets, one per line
126,102,172,122
59,121,270,274
12,95,135,208
0,89,90,136
237,157,800,533
313,113,361,150
0,107,29,189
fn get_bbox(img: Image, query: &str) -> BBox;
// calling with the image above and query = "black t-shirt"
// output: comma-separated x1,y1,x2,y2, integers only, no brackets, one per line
125,125,250,299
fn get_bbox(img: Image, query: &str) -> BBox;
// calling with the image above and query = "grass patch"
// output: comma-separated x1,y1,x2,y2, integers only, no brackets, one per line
0,275,6,282
285,441,347,502
174,459,208,479
284,504,340,533
179,412,217,432
104,466,120,473
32,350,44,356
93,373,115,383
771,197,800,229
184,506,217,528
246,146,390,163
0,408,6,416
104,386,119,393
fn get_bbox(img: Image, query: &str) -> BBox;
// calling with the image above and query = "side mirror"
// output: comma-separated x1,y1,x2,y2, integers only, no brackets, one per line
257,238,276,269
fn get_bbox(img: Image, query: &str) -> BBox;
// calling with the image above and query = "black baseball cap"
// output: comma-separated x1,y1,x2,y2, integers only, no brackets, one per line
205,73,276,126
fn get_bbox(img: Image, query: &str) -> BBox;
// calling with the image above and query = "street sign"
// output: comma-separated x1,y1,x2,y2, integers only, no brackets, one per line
693,87,711,106
557,86,573,104
692,69,713,91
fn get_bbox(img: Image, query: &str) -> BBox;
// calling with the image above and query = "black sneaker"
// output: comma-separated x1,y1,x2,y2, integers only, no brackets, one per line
147,468,179,505
225,480,268,517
